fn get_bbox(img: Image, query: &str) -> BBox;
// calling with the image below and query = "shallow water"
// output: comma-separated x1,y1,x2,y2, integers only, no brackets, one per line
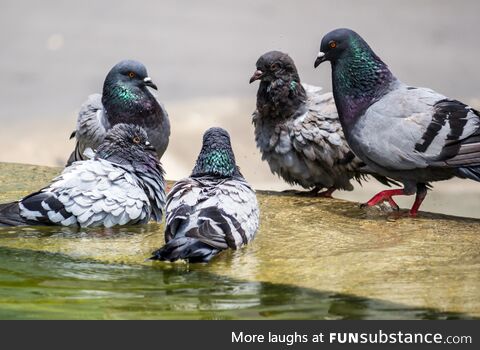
0,163,479,319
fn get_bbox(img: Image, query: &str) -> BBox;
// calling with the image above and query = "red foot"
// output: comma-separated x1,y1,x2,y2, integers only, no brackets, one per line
361,189,404,211
362,185,428,216
409,187,427,217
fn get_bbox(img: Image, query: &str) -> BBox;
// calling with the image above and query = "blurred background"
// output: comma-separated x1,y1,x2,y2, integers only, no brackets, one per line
0,0,479,217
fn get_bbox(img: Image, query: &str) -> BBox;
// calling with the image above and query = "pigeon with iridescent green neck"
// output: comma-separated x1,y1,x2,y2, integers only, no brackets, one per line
314,28,480,216
67,60,170,165
150,127,259,263
250,51,396,197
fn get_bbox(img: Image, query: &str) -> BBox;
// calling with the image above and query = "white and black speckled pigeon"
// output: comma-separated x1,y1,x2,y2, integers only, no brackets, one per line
67,60,170,165
150,127,259,263
250,51,396,197
0,124,166,227
314,28,480,216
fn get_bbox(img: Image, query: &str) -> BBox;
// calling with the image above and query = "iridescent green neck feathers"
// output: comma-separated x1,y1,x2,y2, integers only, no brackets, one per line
192,149,237,177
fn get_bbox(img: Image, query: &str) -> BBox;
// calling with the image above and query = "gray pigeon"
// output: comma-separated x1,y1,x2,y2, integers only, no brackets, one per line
0,124,166,227
314,28,480,215
150,127,259,263
250,51,395,197
67,60,170,165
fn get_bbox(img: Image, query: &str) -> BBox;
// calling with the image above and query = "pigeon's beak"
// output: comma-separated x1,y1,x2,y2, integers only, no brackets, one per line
314,52,326,68
144,140,156,152
249,70,264,84
143,77,158,90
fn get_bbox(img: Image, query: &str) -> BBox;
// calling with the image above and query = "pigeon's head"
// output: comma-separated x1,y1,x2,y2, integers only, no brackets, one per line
314,28,370,67
192,127,241,178
96,123,156,161
250,51,300,84
104,59,158,92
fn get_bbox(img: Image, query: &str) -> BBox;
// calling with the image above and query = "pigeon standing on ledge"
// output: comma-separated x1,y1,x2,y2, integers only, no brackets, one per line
0,124,166,227
67,60,170,165
314,28,480,215
250,51,395,197
150,127,259,263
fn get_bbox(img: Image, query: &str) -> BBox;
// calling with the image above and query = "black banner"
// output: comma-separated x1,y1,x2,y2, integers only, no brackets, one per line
0,320,476,349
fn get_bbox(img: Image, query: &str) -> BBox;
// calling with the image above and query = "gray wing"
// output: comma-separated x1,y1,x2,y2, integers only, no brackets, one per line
165,177,259,250
67,94,108,165
357,84,480,170
294,85,360,170
150,101,171,158
290,85,361,189
19,159,151,227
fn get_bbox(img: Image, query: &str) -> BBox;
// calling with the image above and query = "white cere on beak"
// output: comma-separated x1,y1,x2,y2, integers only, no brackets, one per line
144,77,152,83
317,52,325,58
145,141,151,146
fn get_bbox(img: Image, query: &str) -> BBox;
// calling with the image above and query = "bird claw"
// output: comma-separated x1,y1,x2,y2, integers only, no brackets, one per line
361,189,404,211
387,198,400,211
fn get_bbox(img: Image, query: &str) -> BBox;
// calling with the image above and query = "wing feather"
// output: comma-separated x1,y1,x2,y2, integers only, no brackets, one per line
67,94,108,165
164,176,259,250
19,159,151,227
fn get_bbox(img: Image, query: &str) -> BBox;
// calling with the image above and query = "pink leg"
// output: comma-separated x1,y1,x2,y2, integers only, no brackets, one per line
362,189,404,210
409,184,428,217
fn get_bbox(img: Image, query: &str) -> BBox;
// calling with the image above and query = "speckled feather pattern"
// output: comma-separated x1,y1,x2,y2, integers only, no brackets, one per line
1,124,167,228
17,157,166,228
253,83,363,191
164,175,259,250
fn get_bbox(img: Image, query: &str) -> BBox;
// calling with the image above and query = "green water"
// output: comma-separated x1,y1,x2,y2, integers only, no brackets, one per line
0,246,467,320
0,162,479,319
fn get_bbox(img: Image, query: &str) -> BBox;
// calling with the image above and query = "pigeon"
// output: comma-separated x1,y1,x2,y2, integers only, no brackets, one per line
150,127,259,263
250,50,396,197
0,124,166,227
67,60,170,165
314,28,480,216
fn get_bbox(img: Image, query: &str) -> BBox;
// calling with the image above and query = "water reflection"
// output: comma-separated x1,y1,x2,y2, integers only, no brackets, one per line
0,247,472,320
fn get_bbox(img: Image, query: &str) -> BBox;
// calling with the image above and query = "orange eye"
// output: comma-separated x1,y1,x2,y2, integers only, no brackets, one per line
128,71,135,78
329,40,337,49
270,63,278,70
132,136,141,144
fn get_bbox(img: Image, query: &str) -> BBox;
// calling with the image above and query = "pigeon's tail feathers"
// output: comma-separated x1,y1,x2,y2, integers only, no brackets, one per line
456,166,480,182
150,236,220,263
356,163,401,187
0,202,27,226
370,173,401,188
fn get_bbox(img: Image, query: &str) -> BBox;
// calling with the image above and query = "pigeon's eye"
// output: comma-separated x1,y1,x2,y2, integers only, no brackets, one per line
270,63,278,70
329,40,337,49
128,72,136,78
132,136,141,144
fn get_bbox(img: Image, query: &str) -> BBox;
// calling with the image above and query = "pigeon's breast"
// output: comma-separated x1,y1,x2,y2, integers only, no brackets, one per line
254,114,338,188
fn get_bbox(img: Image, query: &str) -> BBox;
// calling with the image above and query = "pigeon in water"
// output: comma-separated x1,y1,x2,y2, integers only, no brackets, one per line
67,60,170,165
0,124,166,227
150,127,259,263
314,28,480,215
250,50,396,197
